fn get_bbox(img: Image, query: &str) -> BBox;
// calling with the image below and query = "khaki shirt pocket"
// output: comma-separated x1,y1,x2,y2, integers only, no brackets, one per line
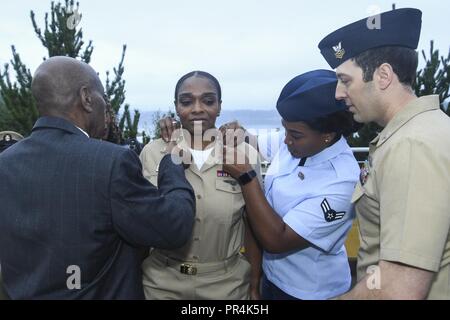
215,179,242,194
214,179,245,225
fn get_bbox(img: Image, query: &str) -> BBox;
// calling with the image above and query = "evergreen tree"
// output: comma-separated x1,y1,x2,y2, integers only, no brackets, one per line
119,104,140,140
0,94,13,131
415,41,450,114
103,45,147,144
30,0,93,62
0,47,37,134
0,0,145,143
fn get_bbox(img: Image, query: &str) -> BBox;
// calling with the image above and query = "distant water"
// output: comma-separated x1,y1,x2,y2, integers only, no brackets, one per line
137,109,282,137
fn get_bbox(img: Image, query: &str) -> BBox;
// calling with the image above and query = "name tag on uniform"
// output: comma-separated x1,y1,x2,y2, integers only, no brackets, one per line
217,170,231,177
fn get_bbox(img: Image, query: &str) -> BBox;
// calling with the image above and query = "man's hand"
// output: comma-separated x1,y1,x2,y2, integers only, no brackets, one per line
338,260,434,299
159,117,180,142
166,141,191,169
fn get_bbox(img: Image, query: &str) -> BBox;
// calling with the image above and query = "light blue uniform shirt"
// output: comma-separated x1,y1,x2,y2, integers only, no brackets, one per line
262,136,359,300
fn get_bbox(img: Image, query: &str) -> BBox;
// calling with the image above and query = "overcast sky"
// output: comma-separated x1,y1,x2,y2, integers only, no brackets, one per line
1,0,449,111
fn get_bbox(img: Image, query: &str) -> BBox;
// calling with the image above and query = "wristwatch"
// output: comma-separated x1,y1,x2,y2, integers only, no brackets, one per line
237,169,257,185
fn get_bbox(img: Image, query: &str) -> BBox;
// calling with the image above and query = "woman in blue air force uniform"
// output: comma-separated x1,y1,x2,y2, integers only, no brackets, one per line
223,70,362,299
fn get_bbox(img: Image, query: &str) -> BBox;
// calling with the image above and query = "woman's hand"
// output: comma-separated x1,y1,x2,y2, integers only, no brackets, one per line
219,121,247,148
249,283,261,300
159,117,180,142
222,145,253,179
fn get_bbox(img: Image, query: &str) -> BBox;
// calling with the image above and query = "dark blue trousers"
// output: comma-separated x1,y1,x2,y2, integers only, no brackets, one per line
261,274,300,300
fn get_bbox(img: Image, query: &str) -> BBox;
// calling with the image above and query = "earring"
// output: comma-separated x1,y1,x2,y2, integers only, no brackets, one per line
325,139,330,143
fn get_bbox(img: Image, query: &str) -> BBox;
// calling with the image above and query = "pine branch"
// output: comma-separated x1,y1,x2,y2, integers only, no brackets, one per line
415,40,450,111
1,0,145,141
106,45,127,115
0,46,37,135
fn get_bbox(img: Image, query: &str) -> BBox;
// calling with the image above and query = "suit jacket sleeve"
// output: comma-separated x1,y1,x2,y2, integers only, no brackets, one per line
110,150,195,249
0,268,9,300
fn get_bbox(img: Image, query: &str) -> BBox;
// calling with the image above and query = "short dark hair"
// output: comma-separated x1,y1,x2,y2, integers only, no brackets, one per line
353,46,418,87
304,110,362,139
174,71,222,102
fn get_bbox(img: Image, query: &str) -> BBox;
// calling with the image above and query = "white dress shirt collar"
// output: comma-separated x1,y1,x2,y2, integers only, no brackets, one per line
75,126,90,138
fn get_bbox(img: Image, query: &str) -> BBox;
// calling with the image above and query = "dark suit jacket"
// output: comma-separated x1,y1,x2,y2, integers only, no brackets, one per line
0,116,195,299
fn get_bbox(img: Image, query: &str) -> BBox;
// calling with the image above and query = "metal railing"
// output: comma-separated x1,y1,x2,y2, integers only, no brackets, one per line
352,147,369,166
352,147,370,153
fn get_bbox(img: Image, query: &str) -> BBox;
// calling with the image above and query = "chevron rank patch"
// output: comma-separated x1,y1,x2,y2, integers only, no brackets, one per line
321,199,345,222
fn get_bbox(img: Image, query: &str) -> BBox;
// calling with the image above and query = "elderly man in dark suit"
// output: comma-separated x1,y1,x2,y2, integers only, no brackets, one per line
0,56,195,299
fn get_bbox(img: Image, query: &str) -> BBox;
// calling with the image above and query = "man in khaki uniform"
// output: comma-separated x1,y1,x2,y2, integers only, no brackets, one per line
319,8,450,299
140,135,262,299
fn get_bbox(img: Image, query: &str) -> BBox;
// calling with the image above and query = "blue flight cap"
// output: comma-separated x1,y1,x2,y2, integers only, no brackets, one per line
276,70,347,122
318,8,422,69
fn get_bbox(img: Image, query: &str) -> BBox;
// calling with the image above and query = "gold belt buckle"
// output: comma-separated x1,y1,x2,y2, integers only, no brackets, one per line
180,263,197,275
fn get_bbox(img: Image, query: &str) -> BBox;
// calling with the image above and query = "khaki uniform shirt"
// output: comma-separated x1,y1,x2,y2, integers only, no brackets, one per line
140,138,262,300
352,95,450,299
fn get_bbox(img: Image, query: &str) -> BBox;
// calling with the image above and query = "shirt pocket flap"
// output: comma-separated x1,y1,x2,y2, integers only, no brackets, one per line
215,179,242,194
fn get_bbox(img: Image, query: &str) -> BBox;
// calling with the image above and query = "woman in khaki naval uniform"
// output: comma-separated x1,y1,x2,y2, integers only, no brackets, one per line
140,71,262,300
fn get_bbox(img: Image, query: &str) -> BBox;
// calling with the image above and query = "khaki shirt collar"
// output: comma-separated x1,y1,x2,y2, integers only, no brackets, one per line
176,135,222,173
372,95,440,148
